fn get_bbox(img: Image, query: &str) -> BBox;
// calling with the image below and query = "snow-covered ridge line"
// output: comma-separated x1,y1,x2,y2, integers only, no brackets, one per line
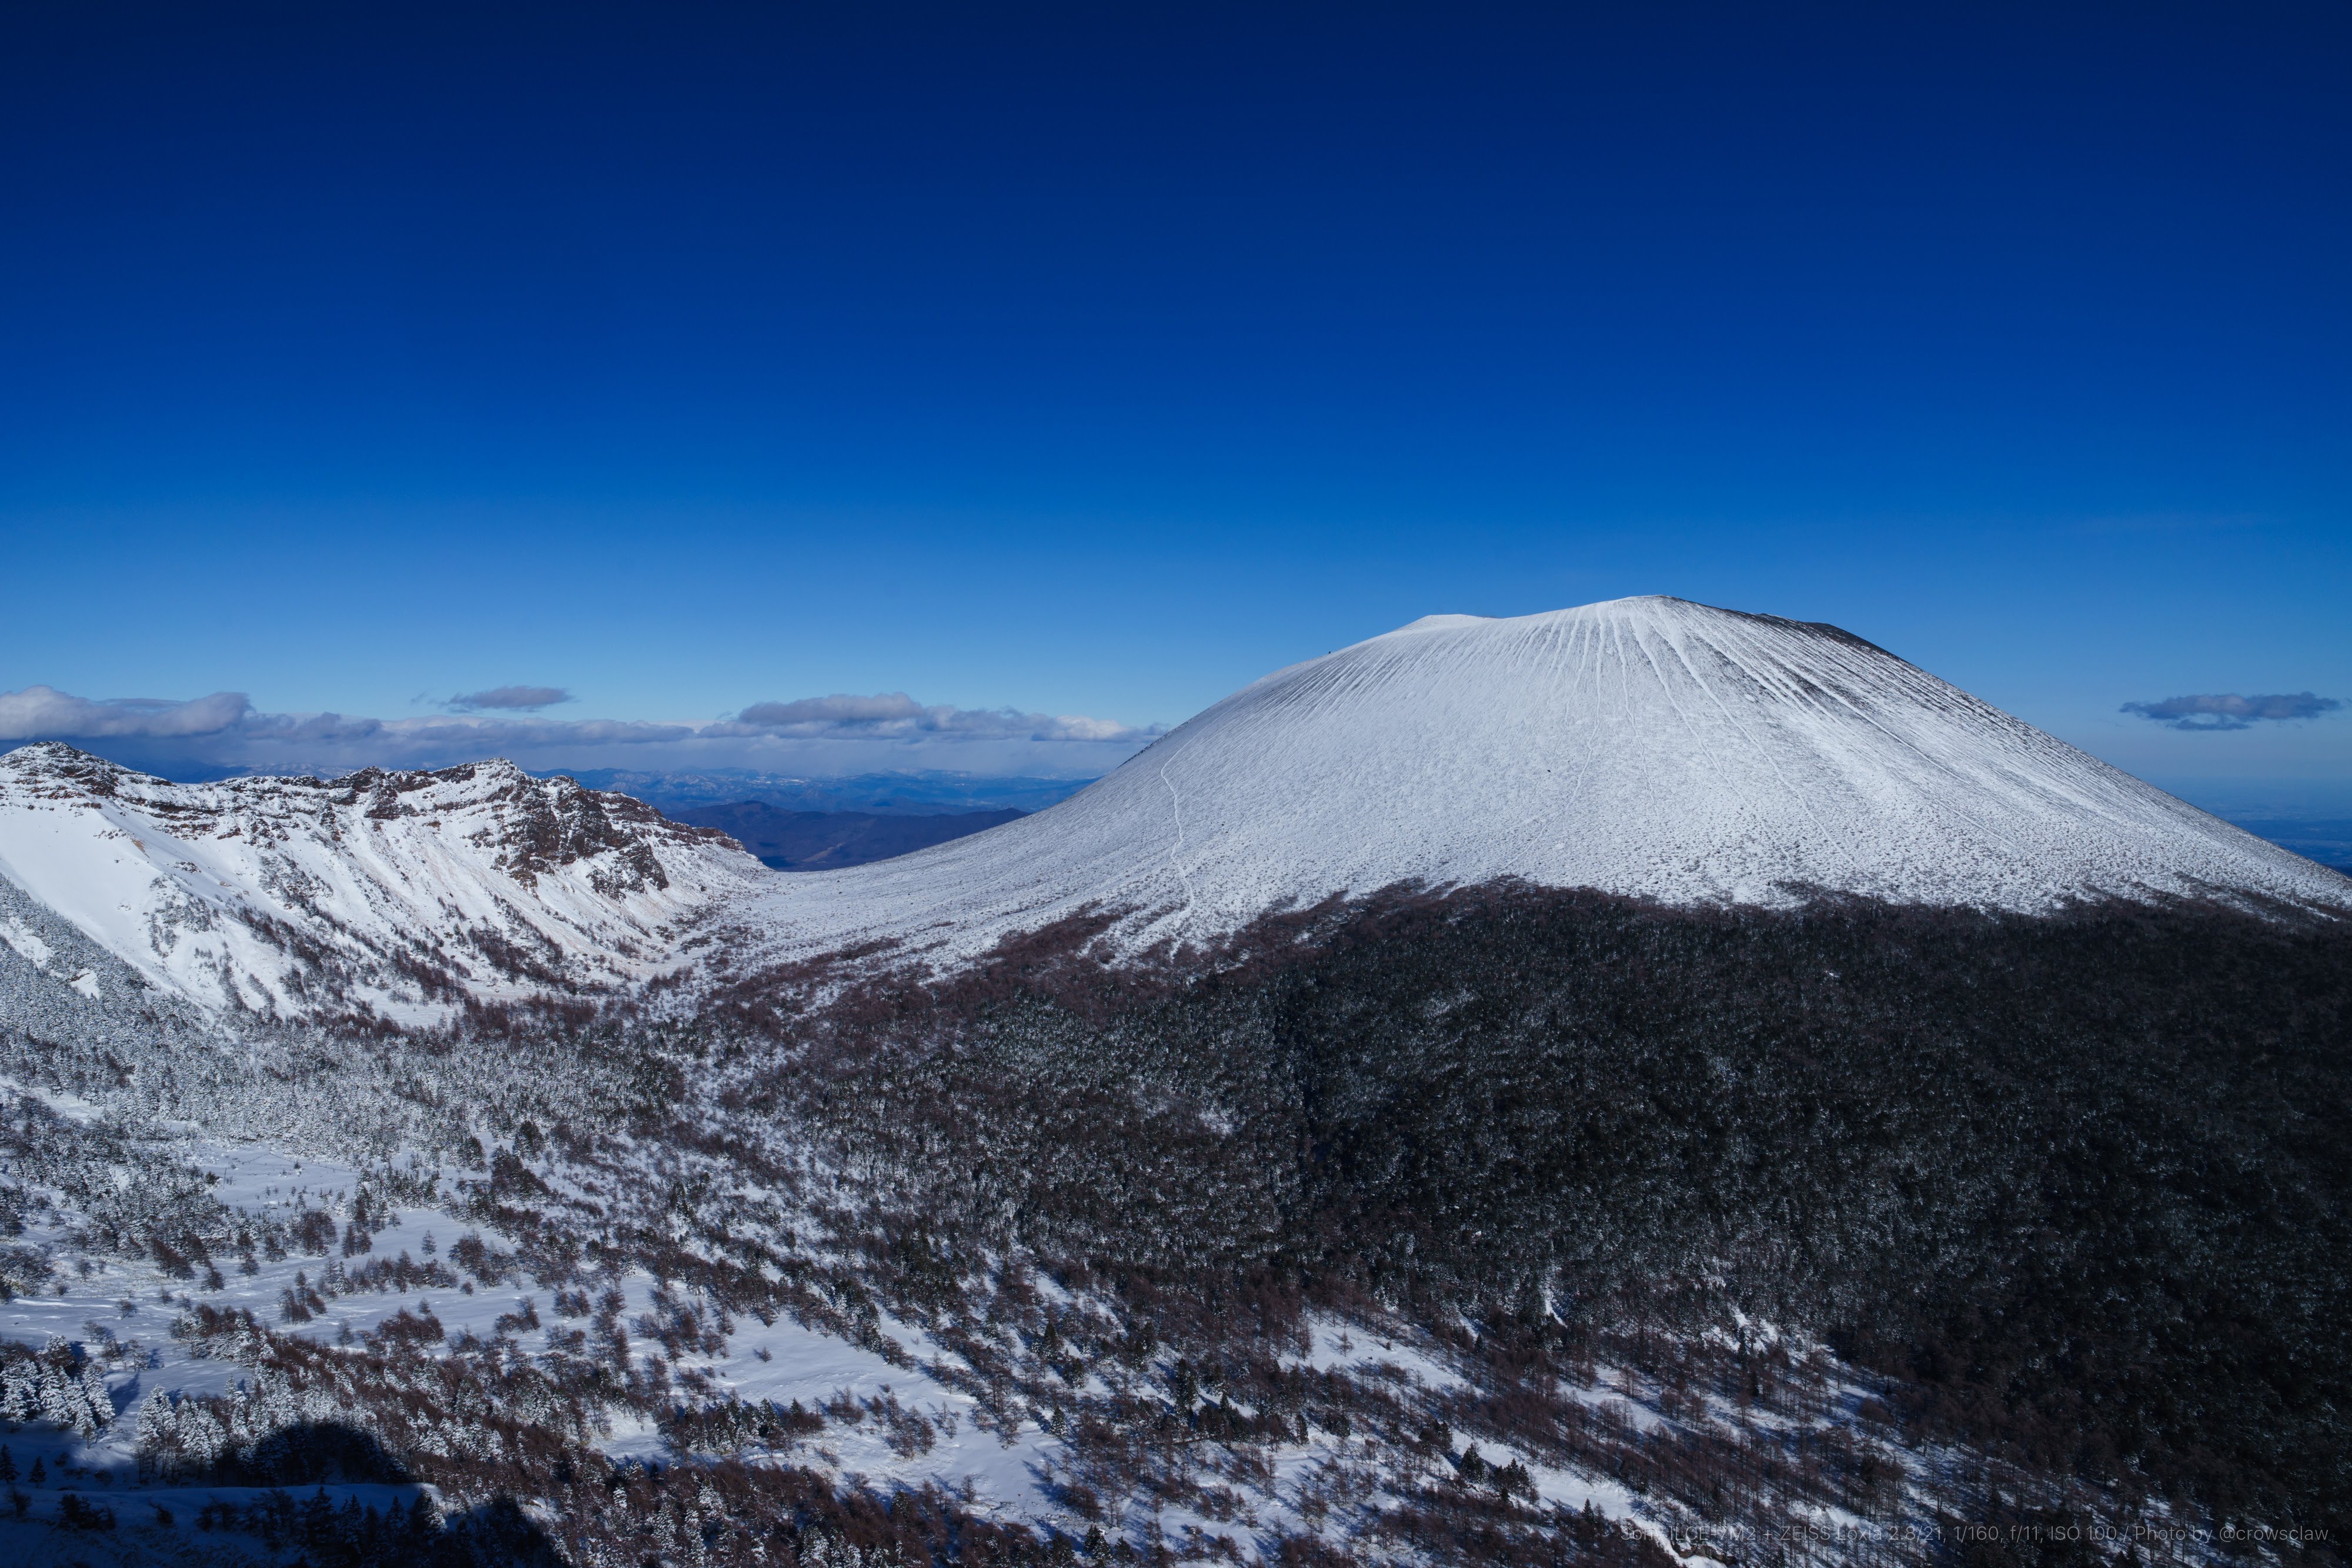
729,595,2350,968
0,743,763,1024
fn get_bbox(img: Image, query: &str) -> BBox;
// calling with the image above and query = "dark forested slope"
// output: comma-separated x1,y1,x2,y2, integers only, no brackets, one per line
727,888,2352,1527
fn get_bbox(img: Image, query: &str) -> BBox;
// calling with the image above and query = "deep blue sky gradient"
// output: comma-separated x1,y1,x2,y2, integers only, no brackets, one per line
2,2,2346,798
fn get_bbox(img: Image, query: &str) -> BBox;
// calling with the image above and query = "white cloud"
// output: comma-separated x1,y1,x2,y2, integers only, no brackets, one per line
0,686,252,740
0,684,1162,780
714,693,1161,745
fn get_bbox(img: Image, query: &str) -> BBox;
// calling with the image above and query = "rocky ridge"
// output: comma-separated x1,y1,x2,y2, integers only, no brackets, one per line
0,742,761,1025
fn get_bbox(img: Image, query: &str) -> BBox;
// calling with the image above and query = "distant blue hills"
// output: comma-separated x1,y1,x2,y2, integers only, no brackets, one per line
555,767,1095,817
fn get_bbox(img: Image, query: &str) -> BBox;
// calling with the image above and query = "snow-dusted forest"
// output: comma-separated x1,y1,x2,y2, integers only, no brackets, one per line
4,856,2347,1565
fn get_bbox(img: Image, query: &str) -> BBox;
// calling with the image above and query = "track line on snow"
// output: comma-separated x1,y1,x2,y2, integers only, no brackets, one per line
1161,762,1197,935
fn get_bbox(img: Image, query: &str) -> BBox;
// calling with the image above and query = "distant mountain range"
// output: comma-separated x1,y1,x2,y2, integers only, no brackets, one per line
2222,815,2352,871
669,801,1027,870
558,767,1092,815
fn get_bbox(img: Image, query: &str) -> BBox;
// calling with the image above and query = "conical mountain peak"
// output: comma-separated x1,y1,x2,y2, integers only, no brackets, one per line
737,597,2347,964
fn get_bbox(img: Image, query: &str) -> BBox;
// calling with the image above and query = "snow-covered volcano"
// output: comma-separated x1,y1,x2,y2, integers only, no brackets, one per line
737,596,2349,962
0,743,761,1022
5,597,2343,1019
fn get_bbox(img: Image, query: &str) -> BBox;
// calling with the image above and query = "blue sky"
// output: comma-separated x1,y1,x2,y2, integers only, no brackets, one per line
1,3,2346,802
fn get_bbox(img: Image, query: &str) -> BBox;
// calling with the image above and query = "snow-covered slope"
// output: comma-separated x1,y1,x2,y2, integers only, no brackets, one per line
737,596,2350,963
0,744,761,1023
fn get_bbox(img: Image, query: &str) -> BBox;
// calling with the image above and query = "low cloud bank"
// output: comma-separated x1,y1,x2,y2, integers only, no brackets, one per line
717,692,1152,744
0,684,1162,780
445,685,573,712
2122,692,2343,732
0,686,253,740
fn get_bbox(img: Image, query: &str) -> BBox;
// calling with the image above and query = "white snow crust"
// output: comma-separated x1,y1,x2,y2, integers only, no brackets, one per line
735,596,2350,964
